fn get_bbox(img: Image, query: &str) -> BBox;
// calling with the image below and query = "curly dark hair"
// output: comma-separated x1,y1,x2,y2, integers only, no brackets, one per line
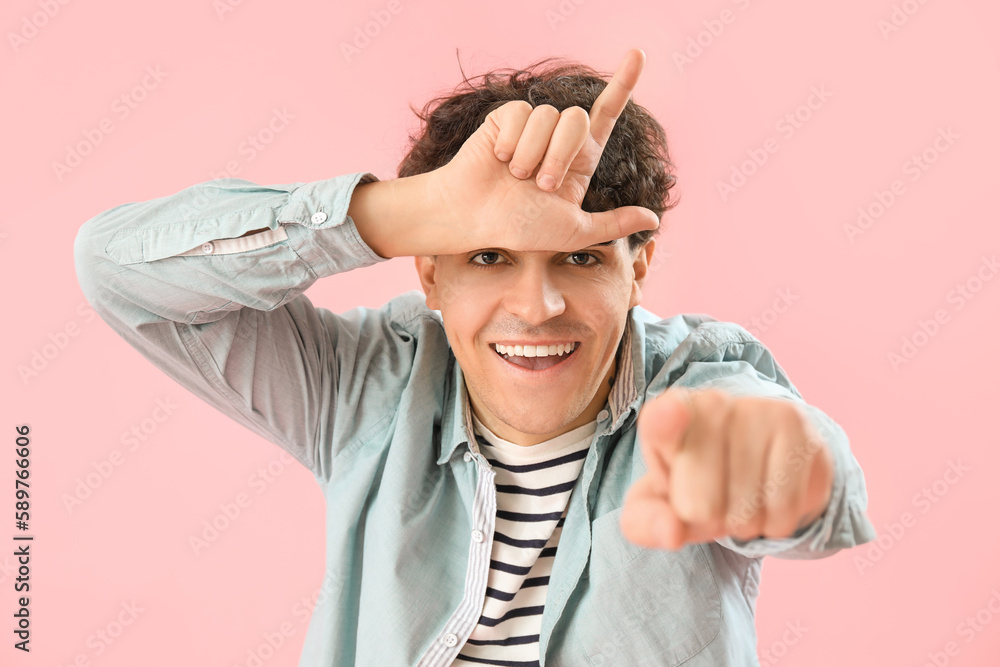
397,51,680,253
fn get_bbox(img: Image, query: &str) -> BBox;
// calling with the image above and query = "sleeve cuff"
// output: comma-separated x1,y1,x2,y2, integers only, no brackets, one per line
715,402,877,560
280,171,390,277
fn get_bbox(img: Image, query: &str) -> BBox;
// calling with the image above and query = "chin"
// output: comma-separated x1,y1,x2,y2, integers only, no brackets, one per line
493,399,578,435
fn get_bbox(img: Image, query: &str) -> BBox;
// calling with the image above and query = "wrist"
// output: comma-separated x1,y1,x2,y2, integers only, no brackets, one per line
348,171,447,259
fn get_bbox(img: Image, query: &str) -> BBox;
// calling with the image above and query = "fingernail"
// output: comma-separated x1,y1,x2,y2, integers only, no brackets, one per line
495,151,510,161
538,174,555,190
511,166,528,179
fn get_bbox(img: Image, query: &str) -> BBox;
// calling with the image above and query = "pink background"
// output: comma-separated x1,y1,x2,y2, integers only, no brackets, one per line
4,0,999,665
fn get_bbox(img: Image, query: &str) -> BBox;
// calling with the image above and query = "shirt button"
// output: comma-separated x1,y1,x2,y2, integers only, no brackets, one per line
471,529,484,543
463,451,473,463
597,409,609,421
442,633,458,647
201,242,214,254
311,211,328,224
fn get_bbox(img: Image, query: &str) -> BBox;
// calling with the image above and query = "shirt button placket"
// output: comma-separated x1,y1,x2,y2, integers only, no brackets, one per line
417,448,494,666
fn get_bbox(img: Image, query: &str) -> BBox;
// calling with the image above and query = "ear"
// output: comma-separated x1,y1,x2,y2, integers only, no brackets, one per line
414,255,442,310
629,238,656,310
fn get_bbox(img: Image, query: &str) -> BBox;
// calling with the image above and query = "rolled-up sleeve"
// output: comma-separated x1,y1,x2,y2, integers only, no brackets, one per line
667,325,877,560
72,172,396,480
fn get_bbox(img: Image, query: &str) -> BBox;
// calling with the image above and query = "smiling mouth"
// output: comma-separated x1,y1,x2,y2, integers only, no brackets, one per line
492,342,580,371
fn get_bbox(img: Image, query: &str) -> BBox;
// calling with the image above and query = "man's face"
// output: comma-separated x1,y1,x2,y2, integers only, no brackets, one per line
415,238,655,446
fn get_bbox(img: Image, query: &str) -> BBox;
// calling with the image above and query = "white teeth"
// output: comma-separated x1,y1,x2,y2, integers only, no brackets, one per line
494,342,576,358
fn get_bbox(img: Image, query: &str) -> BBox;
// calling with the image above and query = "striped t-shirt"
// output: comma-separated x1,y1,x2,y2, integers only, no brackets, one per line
451,412,598,667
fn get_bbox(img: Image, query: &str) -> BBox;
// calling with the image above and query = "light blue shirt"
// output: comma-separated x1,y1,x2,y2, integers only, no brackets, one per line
73,171,877,666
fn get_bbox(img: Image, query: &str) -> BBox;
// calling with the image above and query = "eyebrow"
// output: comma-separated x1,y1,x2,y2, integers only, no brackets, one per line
469,239,619,256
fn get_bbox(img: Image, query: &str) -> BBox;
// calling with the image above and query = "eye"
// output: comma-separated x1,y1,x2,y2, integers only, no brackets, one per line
566,252,598,266
469,251,507,267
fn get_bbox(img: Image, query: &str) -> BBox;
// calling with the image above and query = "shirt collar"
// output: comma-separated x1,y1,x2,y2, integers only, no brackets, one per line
436,309,647,466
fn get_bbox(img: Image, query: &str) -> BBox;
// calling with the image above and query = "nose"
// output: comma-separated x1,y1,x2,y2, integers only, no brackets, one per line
501,260,566,326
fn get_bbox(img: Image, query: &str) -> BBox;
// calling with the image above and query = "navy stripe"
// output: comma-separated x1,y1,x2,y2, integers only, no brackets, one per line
478,605,545,627
483,447,588,472
490,559,531,575
522,576,549,588
540,546,557,558
493,530,548,549
454,654,540,667
496,480,575,496
485,586,516,602
495,510,563,522
464,633,539,647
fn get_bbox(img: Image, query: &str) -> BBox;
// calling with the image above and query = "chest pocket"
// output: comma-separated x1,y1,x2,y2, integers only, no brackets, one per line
581,507,722,666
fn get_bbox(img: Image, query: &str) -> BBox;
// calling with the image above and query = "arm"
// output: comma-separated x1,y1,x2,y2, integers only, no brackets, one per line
72,171,433,481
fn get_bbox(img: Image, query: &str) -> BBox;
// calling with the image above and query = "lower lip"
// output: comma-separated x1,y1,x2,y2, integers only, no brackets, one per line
490,344,581,380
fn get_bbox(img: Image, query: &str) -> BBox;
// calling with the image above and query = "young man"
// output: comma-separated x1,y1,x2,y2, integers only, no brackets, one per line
74,48,875,666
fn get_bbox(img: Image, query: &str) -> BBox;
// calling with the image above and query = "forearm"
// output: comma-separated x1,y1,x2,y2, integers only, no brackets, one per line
74,172,386,326
347,170,446,258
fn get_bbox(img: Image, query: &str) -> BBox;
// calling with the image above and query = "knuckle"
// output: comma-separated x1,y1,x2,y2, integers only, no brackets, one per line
532,103,560,119
703,389,731,410
674,493,721,527
727,513,763,541
505,100,532,115
764,511,801,538
783,403,809,432
766,494,802,532
542,154,567,171
560,105,589,123
728,398,754,426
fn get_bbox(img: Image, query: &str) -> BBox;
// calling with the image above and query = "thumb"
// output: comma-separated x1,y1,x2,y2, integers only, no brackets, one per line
638,388,693,473
588,206,660,246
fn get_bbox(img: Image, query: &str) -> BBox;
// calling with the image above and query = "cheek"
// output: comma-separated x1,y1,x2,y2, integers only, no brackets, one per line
439,286,498,358
573,283,629,334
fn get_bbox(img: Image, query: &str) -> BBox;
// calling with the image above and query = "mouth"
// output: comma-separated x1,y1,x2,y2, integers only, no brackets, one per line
491,341,580,372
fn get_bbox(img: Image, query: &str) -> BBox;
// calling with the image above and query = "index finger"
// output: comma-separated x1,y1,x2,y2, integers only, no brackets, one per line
588,47,646,150
638,388,693,475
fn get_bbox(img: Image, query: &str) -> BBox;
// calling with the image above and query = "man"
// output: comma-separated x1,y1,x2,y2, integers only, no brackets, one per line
74,48,875,666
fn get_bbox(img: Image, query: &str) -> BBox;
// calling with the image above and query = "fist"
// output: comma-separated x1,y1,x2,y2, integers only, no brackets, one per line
620,388,835,551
